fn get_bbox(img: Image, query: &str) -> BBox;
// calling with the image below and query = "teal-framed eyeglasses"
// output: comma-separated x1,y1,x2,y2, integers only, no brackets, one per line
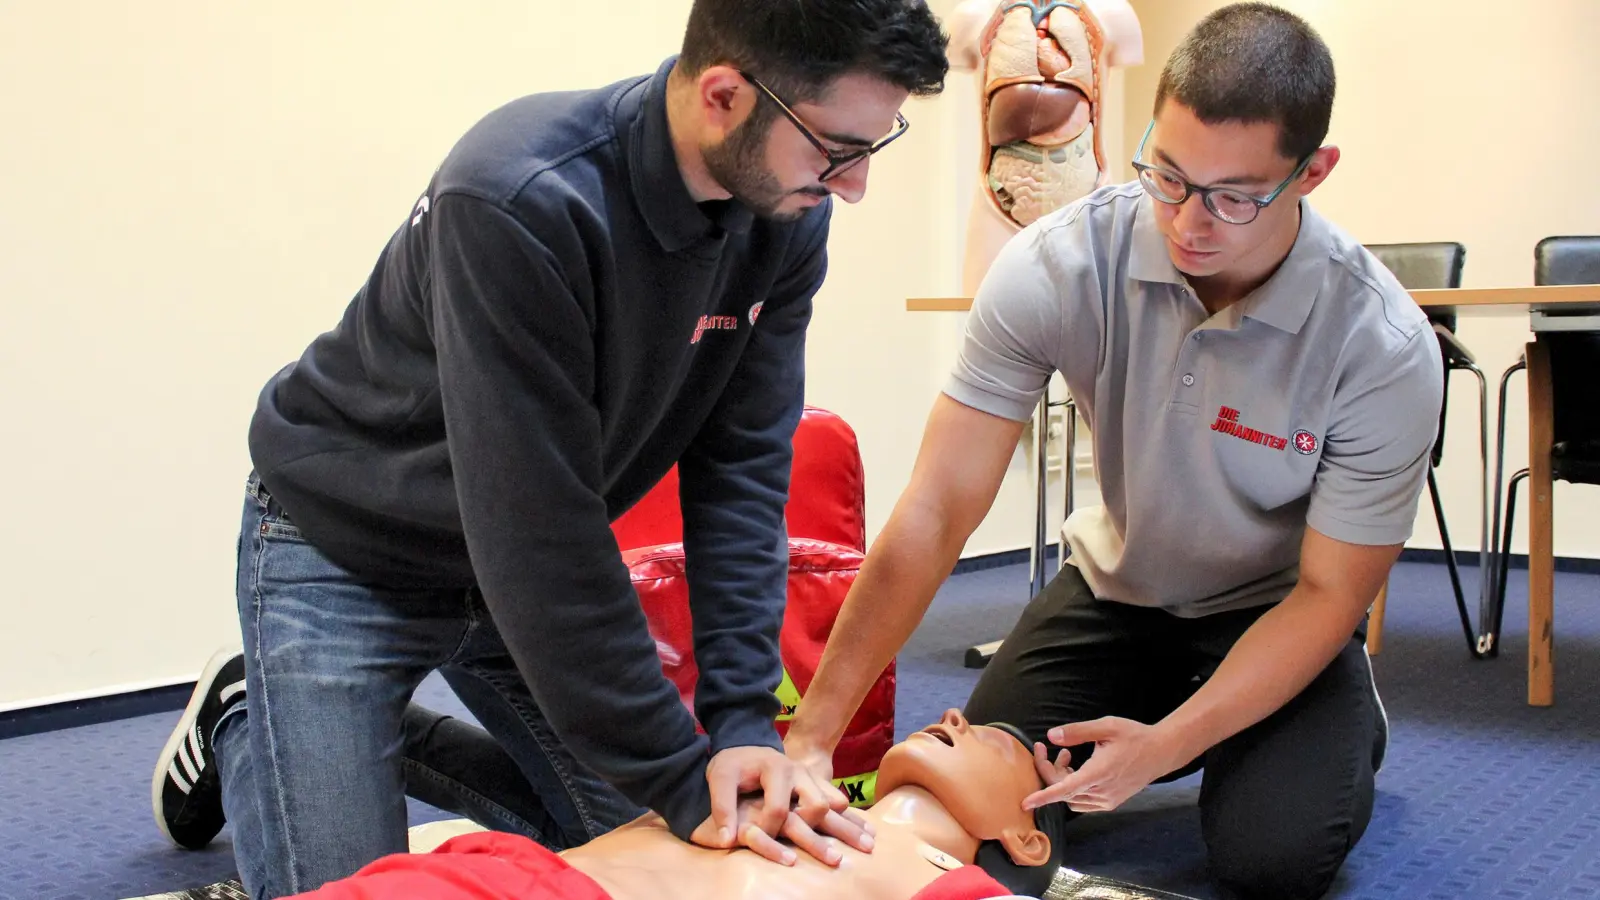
1130,120,1313,225
738,70,910,182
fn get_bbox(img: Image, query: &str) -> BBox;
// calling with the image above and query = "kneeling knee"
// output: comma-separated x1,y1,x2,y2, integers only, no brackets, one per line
1207,832,1348,900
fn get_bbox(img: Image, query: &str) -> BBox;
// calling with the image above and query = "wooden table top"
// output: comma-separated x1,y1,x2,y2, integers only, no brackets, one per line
907,284,1600,313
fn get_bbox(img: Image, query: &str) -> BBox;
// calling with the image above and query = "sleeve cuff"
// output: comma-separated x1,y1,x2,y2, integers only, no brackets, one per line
707,711,785,758
657,714,783,841
942,377,1039,423
1306,508,1414,547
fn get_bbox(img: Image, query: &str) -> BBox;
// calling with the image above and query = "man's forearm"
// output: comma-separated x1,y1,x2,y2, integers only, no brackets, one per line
789,395,1026,754
1154,584,1370,768
788,498,962,751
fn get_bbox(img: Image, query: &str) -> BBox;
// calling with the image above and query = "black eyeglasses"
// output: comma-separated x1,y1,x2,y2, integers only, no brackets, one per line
738,70,909,182
1130,120,1313,225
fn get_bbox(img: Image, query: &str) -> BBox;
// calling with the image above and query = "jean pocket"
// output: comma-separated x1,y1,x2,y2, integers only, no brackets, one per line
249,476,306,542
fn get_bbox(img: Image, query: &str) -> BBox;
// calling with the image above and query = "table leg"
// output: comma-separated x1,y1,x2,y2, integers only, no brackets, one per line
1367,582,1387,656
1525,339,1554,707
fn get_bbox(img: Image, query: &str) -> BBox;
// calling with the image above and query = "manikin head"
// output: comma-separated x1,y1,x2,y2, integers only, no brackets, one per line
877,709,1070,896
668,0,950,221
1133,3,1340,295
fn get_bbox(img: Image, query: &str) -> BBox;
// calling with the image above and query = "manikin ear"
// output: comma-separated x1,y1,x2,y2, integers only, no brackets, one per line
998,824,1052,868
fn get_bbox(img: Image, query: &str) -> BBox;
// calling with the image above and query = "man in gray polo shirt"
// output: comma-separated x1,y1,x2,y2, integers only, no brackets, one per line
785,5,1443,899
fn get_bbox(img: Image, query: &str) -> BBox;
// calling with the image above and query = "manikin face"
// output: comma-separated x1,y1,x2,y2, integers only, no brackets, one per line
702,71,909,222
876,708,1042,842
1138,100,1329,281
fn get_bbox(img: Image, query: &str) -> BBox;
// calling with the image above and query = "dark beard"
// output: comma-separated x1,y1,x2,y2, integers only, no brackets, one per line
702,116,827,222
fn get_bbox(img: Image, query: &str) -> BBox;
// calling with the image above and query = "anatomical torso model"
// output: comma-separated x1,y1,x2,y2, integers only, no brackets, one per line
947,0,1144,295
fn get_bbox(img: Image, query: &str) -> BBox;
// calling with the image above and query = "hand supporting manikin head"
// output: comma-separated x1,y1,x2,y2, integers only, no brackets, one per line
947,0,1144,296
877,708,1073,897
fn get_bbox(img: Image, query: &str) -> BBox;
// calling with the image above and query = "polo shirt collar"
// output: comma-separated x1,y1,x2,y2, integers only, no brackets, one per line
1127,193,1330,335
1128,195,1185,285
624,56,754,253
1240,199,1329,335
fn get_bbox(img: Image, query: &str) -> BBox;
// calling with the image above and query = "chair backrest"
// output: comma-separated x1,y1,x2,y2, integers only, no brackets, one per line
1535,236,1600,287
1534,237,1600,475
1364,241,1466,331
610,406,867,553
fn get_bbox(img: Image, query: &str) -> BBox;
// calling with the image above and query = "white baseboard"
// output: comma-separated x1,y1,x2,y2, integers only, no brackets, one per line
0,674,197,714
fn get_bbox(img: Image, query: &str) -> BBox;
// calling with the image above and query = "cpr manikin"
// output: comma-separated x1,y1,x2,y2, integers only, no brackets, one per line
292,709,1071,900
947,0,1144,295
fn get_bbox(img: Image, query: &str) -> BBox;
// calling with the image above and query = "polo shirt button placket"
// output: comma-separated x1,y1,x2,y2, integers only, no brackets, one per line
1171,324,1207,408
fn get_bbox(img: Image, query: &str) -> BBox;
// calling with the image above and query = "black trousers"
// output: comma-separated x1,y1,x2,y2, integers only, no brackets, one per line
964,565,1380,900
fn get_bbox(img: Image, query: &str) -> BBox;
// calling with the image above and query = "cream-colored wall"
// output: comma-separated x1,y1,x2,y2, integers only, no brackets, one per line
9,0,1589,709
0,1,983,708
1121,0,1600,562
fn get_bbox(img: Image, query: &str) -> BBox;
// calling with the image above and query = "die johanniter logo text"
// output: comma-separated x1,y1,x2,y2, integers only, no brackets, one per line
1211,405,1288,452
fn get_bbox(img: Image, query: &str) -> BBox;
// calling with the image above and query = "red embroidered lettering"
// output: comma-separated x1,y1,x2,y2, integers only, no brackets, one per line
689,314,740,345
1209,407,1288,452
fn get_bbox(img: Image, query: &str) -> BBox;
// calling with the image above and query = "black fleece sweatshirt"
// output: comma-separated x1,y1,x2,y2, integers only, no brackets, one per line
246,56,830,841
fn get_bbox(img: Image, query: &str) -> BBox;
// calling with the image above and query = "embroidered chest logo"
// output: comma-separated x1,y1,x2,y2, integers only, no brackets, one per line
1292,429,1320,455
1210,406,1289,452
690,314,740,345
748,301,764,325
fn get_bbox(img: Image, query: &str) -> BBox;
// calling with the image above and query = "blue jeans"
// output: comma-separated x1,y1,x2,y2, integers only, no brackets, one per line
215,473,645,899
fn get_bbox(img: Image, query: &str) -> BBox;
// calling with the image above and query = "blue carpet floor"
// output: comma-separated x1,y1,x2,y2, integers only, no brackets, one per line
2,558,1598,899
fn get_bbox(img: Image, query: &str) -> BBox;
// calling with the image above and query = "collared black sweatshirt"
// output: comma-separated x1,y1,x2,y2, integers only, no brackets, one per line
246,56,830,841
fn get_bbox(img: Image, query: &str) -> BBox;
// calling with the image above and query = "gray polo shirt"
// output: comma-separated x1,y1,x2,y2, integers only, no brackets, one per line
946,181,1444,617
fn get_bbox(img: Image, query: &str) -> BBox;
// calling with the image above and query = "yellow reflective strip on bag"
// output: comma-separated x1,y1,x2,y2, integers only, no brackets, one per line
832,770,878,808
775,668,802,721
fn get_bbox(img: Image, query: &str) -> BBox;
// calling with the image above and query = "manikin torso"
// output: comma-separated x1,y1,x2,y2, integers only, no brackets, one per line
562,786,980,900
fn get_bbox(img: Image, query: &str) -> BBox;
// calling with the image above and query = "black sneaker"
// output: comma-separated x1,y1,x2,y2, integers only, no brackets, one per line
153,648,245,850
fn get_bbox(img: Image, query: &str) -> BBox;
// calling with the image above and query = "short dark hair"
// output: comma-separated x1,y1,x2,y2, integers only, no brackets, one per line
678,0,949,105
1154,2,1335,162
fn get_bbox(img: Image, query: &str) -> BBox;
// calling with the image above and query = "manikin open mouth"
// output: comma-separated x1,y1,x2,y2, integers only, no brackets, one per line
920,725,957,746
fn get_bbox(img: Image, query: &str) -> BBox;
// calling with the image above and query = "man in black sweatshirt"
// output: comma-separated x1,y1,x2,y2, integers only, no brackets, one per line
149,4,949,897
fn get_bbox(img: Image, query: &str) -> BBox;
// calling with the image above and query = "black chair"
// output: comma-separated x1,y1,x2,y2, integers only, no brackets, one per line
1487,237,1600,654
1364,242,1490,657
